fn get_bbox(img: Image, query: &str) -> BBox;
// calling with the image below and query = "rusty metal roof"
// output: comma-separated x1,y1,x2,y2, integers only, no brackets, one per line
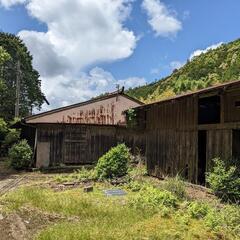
133,80,240,110
25,91,143,121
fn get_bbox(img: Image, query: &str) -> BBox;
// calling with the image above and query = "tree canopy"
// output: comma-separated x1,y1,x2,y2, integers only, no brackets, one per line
127,38,240,103
0,32,46,120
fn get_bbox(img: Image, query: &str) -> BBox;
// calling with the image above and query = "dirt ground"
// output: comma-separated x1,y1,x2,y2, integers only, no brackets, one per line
0,207,65,240
0,161,74,240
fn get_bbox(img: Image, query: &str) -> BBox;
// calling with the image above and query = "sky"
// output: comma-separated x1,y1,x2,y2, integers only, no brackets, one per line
0,0,240,111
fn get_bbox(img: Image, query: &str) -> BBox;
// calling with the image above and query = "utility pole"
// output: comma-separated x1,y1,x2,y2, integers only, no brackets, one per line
15,60,21,118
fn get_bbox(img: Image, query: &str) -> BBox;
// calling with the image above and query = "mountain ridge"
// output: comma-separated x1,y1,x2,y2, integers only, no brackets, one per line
127,38,240,103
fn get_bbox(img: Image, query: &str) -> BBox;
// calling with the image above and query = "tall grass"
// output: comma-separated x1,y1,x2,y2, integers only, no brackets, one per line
1,181,239,240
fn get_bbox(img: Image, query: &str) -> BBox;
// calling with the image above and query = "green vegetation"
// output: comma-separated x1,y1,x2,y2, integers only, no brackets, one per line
1,167,239,240
55,167,97,183
0,118,8,143
162,175,187,199
206,158,240,203
0,117,20,156
187,201,211,219
126,108,137,128
55,144,131,183
127,39,240,103
9,139,33,169
0,32,45,120
95,144,131,179
129,185,178,210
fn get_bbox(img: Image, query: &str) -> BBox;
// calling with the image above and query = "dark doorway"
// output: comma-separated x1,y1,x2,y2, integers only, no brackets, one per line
232,130,240,163
198,130,207,184
198,95,221,124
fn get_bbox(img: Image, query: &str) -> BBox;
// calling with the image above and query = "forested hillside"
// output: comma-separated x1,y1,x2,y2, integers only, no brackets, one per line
127,39,240,103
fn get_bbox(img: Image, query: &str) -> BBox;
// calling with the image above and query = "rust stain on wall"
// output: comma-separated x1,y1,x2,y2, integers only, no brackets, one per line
26,94,142,125
62,103,116,124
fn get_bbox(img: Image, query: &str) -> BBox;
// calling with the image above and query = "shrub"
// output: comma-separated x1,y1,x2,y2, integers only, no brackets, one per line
129,185,178,210
3,129,20,146
9,139,33,170
188,201,210,219
95,144,130,179
206,158,240,202
163,175,186,199
0,118,8,142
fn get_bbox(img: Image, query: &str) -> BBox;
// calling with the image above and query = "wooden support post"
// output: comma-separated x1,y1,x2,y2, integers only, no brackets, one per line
15,60,21,118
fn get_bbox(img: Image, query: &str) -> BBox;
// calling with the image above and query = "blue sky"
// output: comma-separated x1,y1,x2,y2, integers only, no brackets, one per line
0,0,240,109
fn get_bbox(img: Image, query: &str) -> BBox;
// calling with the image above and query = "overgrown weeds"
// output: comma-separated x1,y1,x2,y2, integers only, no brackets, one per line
55,167,97,183
3,151,239,240
162,175,187,199
1,173,239,240
206,158,240,203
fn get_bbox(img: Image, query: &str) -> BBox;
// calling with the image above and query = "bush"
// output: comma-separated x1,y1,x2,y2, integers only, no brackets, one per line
0,118,8,142
206,158,240,203
3,129,20,146
95,144,130,179
9,140,33,170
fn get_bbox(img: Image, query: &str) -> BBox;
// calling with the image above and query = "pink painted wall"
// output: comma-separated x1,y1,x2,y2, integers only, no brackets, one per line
27,95,141,125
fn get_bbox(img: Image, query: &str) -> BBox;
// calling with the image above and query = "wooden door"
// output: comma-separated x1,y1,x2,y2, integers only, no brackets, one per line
64,126,88,164
36,142,50,168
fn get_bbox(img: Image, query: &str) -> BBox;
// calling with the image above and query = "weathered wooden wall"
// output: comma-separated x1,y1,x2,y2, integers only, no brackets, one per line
142,96,198,182
36,124,145,167
136,83,240,183
34,82,240,184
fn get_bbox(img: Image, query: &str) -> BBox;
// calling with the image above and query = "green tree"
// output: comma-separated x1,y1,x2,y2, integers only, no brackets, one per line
127,39,240,103
0,46,10,65
0,32,46,120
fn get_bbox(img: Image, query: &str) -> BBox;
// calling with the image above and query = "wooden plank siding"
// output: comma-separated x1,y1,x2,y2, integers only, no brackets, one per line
136,84,240,183
144,95,198,182
36,124,145,166
34,81,240,184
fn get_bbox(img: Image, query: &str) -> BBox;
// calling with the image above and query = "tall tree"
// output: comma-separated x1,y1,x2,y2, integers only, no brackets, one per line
0,46,12,120
0,32,46,120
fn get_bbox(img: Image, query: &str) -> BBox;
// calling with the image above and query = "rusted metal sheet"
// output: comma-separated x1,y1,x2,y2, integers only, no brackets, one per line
62,103,115,124
26,94,142,125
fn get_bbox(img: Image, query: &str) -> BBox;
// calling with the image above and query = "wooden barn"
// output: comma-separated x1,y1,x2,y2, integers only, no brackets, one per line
133,80,240,184
22,80,240,184
23,91,144,168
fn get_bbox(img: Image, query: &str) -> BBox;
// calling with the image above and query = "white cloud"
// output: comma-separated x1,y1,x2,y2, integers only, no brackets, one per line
1,0,145,110
0,0,27,8
18,0,136,76
190,42,224,60
40,67,146,111
170,60,184,70
142,0,182,37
